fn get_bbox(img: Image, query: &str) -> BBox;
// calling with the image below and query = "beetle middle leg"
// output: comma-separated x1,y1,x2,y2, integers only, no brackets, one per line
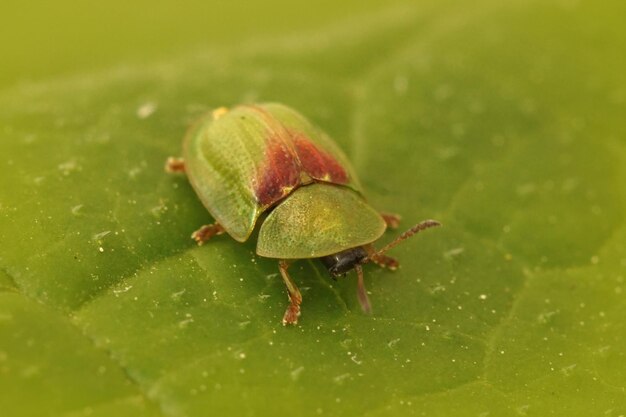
364,244,399,270
380,212,401,229
191,223,225,245
278,260,302,326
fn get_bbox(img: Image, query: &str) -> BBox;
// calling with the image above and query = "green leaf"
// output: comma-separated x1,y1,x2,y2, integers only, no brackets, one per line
1,1,625,416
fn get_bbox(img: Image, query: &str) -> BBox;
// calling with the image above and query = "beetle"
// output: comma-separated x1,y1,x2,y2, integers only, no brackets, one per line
166,103,440,325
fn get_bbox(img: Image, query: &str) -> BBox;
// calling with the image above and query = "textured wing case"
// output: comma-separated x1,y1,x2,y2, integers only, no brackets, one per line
183,103,362,242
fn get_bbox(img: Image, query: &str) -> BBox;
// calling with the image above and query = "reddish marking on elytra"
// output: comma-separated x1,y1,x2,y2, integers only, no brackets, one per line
255,138,300,206
293,135,348,184
255,131,349,207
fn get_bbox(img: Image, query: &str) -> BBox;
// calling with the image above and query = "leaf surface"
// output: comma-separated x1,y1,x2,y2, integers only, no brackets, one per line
1,1,625,416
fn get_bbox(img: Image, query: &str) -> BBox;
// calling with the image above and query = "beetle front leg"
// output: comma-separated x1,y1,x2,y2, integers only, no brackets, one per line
278,260,302,326
191,223,225,245
364,244,399,270
165,157,186,173
380,212,401,229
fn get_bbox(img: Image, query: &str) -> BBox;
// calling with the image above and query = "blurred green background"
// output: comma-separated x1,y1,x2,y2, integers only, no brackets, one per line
1,0,625,416
0,0,406,91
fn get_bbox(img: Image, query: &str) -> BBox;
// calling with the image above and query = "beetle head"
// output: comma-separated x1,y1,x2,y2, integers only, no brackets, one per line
320,246,368,278
320,246,371,313
318,219,441,314
320,219,441,278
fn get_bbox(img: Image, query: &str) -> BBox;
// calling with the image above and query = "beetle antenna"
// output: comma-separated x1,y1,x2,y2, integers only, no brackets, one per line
372,219,441,258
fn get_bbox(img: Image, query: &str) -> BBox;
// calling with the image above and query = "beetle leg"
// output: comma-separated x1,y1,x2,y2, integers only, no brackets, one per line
279,260,302,326
355,264,372,313
165,157,186,173
191,223,225,245
380,212,401,229
364,244,399,271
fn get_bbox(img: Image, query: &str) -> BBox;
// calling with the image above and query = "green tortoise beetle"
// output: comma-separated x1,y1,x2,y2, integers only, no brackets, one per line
166,103,440,325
